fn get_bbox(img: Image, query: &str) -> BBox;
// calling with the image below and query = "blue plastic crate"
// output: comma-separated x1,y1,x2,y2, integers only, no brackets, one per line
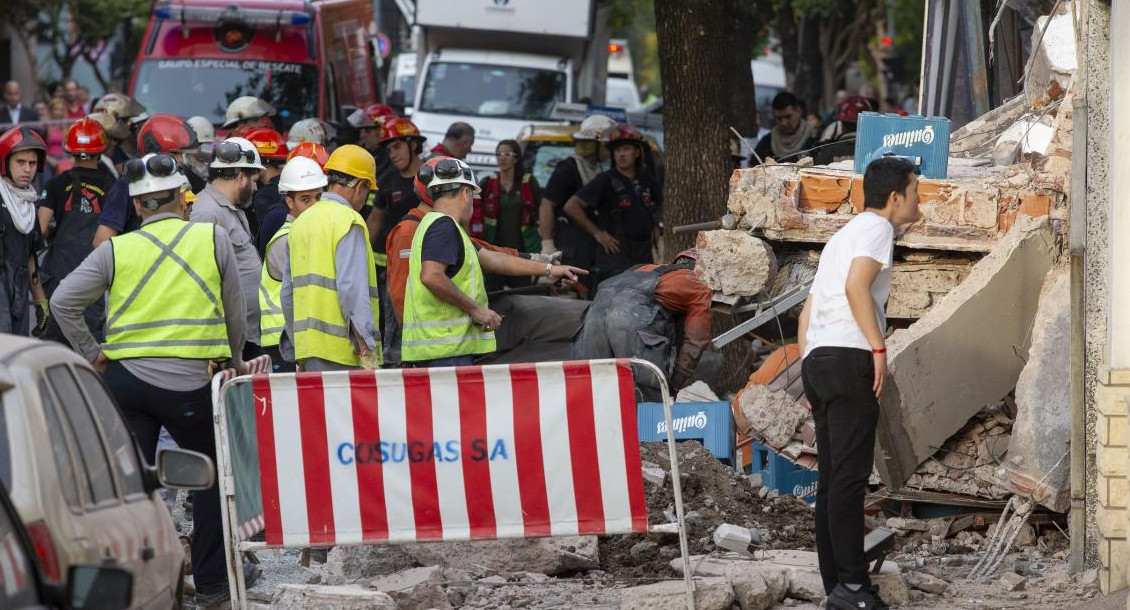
751,442,819,504
853,112,952,179
637,402,735,466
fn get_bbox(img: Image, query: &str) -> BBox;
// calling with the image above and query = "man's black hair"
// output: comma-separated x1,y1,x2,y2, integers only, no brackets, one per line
444,121,475,142
863,156,915,210
771,91,801,111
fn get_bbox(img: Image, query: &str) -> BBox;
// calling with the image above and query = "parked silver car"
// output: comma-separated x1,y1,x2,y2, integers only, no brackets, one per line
0,335,213,609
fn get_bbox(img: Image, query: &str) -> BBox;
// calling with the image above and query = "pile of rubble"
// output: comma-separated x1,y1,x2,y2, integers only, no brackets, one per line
903,401,1015,500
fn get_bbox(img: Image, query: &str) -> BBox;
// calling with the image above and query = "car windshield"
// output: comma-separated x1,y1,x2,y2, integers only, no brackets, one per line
420,62,566,121
133,59,318,131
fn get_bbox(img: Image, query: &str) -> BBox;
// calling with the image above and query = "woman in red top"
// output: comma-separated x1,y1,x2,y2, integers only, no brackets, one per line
474,139,541,253
44,97,72,179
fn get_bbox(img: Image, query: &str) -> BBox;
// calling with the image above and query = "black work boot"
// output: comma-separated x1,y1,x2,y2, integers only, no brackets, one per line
828,583,890,610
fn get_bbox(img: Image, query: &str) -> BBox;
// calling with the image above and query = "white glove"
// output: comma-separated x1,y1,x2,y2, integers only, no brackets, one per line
541,239,557,255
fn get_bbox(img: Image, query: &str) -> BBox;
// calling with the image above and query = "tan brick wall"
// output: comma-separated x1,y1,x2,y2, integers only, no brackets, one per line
1095,378,1130,593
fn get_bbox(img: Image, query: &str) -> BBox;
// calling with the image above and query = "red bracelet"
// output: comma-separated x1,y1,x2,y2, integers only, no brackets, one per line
872,348,887,354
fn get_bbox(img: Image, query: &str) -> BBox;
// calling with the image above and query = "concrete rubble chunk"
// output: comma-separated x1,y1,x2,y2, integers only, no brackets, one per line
733,384,808,450
999,571,1027,591
367,565,451,610
1005,264,1070,511
877,217,1056,487
905,570,949,595
669,553,788,604
271,584,397,609
642,466,667,487
619,577,735,610
694,230,777,297
1026,11,1078,107
676,380,721,403
769,550,908,605
403,535,599,576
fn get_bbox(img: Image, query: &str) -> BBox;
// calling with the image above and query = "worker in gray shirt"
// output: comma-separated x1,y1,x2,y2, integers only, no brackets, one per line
50,153,258,607
191,136,264,358
281,144,382,371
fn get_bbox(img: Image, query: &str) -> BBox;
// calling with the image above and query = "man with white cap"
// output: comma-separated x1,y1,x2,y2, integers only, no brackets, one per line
222,96,276,133
191,136,265,358
50,152,258,607
538,114,616,293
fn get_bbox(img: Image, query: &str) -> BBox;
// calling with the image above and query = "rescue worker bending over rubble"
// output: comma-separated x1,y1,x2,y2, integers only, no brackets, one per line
797,156,919,610
402,157,585,367
259,156,327,373
50,153,257,607
281,144,382,371
563,124,661,285
570,248,712,394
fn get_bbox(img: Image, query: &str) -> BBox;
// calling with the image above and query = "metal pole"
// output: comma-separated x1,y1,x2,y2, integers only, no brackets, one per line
213,373,251,610
1068,94,1088,573
631,358,696,610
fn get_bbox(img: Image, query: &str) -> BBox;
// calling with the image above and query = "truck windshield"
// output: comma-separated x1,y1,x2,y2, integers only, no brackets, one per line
132,59,318,131
420,62,566,121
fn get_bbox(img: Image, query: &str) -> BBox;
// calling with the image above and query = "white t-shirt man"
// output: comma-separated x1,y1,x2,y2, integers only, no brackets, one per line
803,211,894,357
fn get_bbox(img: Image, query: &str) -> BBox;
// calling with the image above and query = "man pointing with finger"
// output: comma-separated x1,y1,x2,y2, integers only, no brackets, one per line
403,157,586,367
796,156,918,610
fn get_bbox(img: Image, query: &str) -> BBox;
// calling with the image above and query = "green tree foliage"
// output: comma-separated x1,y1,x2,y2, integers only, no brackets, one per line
38,0,151,87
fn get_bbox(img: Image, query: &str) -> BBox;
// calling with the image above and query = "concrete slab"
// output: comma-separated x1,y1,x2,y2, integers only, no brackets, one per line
878,217,1056,488
619,577,735,610
271,584,397,609
404,535,599,576
1005,264,1071,511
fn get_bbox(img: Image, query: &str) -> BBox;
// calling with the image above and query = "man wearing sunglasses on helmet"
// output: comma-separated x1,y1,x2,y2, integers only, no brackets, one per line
191,136,265,360
402,157,587,367
51,152,258,607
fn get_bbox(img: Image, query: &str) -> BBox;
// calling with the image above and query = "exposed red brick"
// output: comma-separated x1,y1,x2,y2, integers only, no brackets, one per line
1018,191,1051,218
797,174,850,212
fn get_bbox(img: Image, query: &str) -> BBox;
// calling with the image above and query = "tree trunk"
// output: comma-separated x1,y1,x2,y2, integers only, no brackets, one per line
654,0,755,258
654,0,761,394
795,17,825,115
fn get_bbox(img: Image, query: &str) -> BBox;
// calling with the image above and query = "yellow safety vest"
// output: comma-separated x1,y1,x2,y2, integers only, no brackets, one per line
104,218,230,360
289,199,382,366
258,222,290,348
402,211,495,362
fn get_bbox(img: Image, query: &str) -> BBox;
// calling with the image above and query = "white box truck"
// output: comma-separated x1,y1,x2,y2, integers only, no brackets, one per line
402,0,611,172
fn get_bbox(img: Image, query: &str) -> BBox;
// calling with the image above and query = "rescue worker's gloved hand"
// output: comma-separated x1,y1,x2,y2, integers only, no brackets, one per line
33,299,49,336
359,350,380,370
541,239,557,256
528,251,562,265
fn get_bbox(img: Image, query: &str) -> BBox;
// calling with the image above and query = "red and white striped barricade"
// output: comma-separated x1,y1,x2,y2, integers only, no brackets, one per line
212,359,697,610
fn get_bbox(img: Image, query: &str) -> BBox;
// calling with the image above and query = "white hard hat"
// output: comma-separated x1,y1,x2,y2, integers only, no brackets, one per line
572,115,618,141
222,96,276,129
210,136,265,170
421,157,481,199
127,153,189,198
287,118,328,146
278,156,328,194
186,116,215,144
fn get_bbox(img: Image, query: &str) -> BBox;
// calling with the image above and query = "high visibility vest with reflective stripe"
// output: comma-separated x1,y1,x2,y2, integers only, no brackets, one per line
104,218,230,360
289,199,382,366
402,211,496,362
257,222,290,348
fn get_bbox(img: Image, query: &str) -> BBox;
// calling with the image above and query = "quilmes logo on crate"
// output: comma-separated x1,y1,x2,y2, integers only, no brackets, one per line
881,125,935,148
656,411,708,435
793,480,818,501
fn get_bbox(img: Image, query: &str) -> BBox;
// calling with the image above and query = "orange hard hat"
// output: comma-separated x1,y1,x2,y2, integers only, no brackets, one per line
64,117,108,156
243,127,289,161
286,141,330,167
137,114,199,155
349,104,398,128
413,156,448,206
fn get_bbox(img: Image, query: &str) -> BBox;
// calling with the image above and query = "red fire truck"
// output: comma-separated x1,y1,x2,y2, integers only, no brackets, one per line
128,0,379,131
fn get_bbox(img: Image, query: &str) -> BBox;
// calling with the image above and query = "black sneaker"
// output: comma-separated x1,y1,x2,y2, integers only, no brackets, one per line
194,563,261,607
828,583,890,610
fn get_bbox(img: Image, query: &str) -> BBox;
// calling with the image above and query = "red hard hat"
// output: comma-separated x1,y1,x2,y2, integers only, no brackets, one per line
605,123,645,149
413,156,447,206
834,95,873,124
287,142,330,168
137,114,199,155
64,117,108,156
0,126,47,178
379,117,426,145
672,248,698,264
243,127,289,161
352,104,398,128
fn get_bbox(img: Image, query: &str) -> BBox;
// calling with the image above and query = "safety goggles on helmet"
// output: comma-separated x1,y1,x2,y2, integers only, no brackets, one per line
213,141,257,165
125,153,189,201
417,157,481,198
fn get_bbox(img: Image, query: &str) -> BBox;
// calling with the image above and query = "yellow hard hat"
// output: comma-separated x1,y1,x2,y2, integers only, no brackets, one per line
324,144,377,190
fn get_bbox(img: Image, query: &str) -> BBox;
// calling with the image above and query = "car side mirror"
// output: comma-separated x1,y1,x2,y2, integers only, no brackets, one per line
67,565,133,610
157,448,215,490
